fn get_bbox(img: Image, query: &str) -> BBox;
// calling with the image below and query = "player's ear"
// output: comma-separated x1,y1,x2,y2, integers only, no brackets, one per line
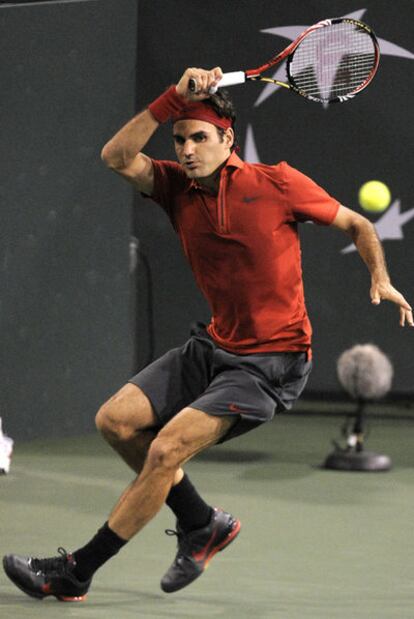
224,127,234,149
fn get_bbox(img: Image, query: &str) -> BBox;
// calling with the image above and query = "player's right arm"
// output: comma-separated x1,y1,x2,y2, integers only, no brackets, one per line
101,109,158,195
101,67,222,195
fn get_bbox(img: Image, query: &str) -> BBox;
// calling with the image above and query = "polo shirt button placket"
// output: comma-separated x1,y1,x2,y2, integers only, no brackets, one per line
218,170,229,234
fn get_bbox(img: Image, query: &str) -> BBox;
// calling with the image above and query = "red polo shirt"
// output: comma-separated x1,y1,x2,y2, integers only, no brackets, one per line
148,152,340,355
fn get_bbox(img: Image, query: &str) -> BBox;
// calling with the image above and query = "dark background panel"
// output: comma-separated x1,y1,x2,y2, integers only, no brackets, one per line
0,0,137,439
133,0,414,393
1,0,413,446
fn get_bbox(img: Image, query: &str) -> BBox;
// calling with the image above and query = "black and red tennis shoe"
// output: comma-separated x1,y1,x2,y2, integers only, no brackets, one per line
161,507,241,593
3,508,240,600
2,547,91,602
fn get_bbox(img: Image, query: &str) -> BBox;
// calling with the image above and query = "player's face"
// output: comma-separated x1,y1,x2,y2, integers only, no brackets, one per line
173,119,233,180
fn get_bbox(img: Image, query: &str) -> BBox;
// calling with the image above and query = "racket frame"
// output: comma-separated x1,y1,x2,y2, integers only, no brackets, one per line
284,18,380,103
203,17,380,103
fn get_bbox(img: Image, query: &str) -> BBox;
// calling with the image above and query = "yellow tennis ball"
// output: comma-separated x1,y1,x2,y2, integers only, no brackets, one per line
358,180,391,212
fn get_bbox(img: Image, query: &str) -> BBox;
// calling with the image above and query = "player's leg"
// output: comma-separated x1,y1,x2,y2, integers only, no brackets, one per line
2,381,160,602
2,336,220,602
107,405,236,538
159,349,313,592
2,406,234,602
124,335,220,533
95,382,183,485
95,352,216,533
95,382,157,470
69,406,234,594
152,411,241,593
72,381,215,582
105,405,241,593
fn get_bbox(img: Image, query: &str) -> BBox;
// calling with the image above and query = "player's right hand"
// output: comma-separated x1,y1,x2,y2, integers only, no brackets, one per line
176,67,223,101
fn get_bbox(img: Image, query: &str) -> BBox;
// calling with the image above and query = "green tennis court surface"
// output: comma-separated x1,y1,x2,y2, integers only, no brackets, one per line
1,411,413,618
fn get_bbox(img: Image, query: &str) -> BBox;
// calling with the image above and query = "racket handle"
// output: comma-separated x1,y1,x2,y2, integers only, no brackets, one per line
188,71,245,94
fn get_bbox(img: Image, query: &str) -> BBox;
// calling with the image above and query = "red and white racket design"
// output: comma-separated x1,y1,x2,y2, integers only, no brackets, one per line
190,18,380,104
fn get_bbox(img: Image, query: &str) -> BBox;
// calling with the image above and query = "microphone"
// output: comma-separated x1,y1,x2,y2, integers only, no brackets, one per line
337,343,393,401
323,344,393,471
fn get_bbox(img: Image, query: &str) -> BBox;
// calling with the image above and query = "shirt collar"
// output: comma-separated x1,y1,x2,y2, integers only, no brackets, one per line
184,151,245,193
225,151,245,170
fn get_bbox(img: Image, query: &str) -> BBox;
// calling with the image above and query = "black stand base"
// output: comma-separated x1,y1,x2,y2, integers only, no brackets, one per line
324,450,392,472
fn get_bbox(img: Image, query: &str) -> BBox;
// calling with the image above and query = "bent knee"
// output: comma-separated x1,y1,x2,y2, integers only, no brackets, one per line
95,400,142,443
146,436,183,472
95,402,132,442
95,384,157,442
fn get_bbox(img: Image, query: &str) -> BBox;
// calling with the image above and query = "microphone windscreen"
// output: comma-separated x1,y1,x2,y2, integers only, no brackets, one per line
337,344,393,400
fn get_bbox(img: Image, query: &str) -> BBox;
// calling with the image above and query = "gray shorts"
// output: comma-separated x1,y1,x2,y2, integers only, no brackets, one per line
129,324,312,443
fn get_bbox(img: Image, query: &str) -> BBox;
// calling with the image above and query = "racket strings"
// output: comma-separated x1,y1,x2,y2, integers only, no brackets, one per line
288,22,377,101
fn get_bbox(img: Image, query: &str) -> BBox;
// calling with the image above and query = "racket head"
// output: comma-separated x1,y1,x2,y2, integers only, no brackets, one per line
286,18,380,103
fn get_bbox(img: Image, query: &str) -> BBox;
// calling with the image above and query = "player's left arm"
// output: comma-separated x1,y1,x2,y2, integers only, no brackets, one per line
331,204,413,327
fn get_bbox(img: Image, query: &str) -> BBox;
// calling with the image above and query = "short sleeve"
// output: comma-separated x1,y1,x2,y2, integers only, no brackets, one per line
143,159,190,225
282,162,340,225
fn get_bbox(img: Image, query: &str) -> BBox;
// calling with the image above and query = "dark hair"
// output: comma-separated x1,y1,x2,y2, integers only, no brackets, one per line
204,90,236,125
204,90,238,150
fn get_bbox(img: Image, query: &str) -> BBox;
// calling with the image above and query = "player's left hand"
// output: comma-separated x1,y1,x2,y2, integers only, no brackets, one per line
370,279,414,327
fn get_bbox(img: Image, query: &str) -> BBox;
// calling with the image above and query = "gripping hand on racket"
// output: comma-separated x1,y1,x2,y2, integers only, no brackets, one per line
176,67,223,101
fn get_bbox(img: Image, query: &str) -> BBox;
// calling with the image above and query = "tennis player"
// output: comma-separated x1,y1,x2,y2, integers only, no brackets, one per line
3,67,413,602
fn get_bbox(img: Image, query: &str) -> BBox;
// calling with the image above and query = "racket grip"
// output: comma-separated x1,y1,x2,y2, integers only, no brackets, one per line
188,71,245,95
216,71,246,88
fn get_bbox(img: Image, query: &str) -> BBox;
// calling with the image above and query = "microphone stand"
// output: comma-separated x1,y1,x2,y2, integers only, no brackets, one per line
323,398,392,472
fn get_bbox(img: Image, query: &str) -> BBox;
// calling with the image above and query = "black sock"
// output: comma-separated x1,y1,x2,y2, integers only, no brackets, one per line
72,522,127,582
166,474,213,533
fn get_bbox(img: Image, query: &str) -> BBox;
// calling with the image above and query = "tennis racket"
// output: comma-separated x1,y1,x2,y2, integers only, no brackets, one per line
189,18,380,104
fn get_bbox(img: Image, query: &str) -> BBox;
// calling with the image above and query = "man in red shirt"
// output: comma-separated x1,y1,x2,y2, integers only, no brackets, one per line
4,67,413,602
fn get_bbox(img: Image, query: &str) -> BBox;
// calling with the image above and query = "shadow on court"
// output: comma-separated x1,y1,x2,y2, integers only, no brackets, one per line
1,411,413,619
